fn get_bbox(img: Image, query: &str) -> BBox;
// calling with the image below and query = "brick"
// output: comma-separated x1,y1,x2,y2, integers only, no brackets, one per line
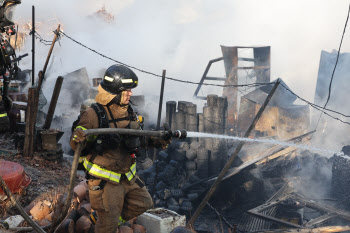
30,201,51,221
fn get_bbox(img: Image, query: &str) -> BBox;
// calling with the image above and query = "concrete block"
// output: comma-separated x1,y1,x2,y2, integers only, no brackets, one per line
137,208,186,233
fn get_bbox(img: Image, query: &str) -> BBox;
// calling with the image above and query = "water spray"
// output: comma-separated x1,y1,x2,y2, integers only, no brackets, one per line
186,131,339,155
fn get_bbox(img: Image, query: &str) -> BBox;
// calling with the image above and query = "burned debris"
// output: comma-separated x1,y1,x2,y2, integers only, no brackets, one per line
0,2,349,233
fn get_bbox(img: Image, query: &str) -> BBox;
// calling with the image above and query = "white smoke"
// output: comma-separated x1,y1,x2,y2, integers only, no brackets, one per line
13,0,350,142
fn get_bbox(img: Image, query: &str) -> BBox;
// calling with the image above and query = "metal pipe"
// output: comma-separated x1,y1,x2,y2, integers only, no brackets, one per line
188,79,281,227
49,143,82,233
0,176,45,233
32,5,34,86
43,76,63,129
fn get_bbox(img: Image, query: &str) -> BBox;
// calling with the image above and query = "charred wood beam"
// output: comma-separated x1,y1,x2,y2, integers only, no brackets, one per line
188,79,281,227
304,213,338,228
43,76,63,129
23,87,38,157
293,193,350,223
193,57,223,98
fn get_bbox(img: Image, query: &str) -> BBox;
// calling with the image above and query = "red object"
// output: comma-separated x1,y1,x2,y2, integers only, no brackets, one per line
0,160,31,195
130,153,135,158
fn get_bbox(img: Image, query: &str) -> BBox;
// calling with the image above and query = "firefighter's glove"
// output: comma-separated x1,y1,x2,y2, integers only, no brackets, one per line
150,136,171,150
73,128,86,143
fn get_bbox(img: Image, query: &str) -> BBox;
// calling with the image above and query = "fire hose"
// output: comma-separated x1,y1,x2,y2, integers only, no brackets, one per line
49,126,186,233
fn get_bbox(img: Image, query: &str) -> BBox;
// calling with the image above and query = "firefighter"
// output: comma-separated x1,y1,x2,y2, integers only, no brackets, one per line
70,65,166,233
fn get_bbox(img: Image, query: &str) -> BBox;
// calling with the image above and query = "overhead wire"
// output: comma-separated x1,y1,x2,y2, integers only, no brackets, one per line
314,2,350,130
58,30,272,88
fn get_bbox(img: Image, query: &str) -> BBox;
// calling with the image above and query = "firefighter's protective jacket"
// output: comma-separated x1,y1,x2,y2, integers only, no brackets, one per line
70,85,137,183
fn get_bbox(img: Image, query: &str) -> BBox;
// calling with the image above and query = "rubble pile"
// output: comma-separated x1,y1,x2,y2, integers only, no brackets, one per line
139,140,208,215
331,151,350,209
2,180,150,233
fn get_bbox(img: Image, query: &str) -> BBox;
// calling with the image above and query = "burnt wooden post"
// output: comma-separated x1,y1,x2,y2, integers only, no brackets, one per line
43,76,64,129
188,79,281,227
24,87,39,157
221,46,238,132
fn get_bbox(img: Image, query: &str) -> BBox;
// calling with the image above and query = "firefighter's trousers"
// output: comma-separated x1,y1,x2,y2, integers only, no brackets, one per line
88,175,153,233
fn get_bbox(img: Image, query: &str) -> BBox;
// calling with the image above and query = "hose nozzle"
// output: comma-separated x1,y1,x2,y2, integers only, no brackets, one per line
172,129,187,139
162,123,187,140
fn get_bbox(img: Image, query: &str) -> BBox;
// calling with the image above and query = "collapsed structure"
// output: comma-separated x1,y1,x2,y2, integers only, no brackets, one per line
0,7,349,232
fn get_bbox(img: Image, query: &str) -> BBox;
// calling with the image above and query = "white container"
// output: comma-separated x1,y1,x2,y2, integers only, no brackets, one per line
137,208,186,233
5,215,24,228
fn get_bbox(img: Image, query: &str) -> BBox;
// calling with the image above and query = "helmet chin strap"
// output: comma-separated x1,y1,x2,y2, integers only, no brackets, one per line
109,94,128,106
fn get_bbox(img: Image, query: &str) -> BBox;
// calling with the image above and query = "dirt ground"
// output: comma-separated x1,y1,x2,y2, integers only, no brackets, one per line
0,148,75,218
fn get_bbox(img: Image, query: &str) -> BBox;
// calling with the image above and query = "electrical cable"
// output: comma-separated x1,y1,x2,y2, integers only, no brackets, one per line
58,30,272,88
280,83,350,126
314,2,350,131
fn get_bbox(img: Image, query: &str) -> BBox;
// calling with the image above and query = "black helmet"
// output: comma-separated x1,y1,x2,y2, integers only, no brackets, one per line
100,65,138,95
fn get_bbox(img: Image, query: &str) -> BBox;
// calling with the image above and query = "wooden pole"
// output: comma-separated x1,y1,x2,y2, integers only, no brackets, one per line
37,24,60,93
188,79,281,227
43,76,63,129
23,87,38,157
31,6,35,86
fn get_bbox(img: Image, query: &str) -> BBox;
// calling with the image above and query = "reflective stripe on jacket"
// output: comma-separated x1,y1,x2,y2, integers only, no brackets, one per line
81,156,136,183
